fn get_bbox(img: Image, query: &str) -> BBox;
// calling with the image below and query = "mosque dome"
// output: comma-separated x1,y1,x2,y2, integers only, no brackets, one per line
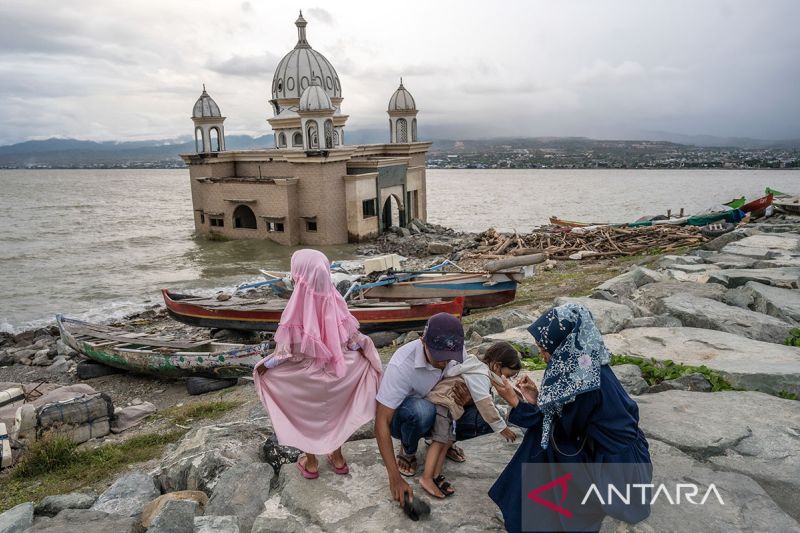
271,12,342,101
192,86,222,118
388,80,416,112
299,80,334,112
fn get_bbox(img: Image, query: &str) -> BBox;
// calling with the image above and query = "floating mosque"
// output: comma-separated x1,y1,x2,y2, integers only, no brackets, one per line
182,11,431,245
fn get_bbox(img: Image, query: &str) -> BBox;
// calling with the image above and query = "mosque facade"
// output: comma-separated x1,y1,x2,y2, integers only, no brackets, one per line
181,12,431,245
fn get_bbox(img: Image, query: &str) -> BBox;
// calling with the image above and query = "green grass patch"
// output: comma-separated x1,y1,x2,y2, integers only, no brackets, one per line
158,399,243,426
784,328,800,347
1,429,186,512
778,390,798,401
610,354,735,391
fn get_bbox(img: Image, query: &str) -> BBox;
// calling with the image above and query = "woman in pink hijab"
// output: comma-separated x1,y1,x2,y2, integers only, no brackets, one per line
253,249,383,478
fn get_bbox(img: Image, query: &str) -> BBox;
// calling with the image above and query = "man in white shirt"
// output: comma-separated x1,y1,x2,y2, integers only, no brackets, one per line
375,313,493,504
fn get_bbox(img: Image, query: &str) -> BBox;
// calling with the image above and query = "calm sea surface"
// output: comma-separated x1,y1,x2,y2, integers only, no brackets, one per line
1,168,797,331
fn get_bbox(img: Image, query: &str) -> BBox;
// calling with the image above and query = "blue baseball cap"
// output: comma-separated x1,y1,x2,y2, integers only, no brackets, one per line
422,313,464,362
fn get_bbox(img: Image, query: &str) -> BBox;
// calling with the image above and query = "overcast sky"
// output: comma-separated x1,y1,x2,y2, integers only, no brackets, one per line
1,0,799,145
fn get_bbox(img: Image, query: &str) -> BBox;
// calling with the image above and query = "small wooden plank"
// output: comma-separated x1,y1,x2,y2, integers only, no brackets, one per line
66,325,214,350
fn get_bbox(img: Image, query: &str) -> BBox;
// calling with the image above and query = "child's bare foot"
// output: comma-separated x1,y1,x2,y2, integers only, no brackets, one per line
419,475,455,499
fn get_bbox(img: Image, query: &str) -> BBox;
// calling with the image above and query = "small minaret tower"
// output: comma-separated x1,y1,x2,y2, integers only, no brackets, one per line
387,78,418,143
191,85,226,152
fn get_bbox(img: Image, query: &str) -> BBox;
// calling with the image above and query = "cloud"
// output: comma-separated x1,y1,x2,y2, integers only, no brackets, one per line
572,61,646,85
205,53,280,77
307,7,334,25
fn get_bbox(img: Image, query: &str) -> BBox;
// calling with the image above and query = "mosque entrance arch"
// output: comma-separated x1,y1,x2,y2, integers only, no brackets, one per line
381,194,404,231
233,204,257,229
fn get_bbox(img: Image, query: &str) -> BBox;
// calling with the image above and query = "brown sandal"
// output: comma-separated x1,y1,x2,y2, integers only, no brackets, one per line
396,453,417,477
446,444,466,463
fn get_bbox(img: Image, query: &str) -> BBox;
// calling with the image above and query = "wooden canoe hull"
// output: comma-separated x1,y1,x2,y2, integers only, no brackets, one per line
362,273,519,310
56,315,266,378
741,194,773,213
162,289,464,333
774,196,800,214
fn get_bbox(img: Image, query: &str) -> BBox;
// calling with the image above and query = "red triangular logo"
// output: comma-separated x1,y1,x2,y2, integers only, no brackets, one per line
527,472,574,518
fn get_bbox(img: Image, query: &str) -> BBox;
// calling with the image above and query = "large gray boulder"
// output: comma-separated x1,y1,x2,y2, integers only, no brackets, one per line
745,281,800,323
148,500,199,533
0,502,33,533
35,492,97,517
655,293,793,343
707,267,800,289
652,255,704,269
554,297,634,334
195,515,240,533
205,462,273,532
635,390,800,522
629,281,726,314
156,419,271,493
25,509,138,533
720,233,800,258
604,327,800,396
252,434,516,532
699,228,751,251
483,326,538,356
90,471,159,518
700,252,759,269
594,267,664,299
467,309,534,338
600,440,799,532
610,364,648,395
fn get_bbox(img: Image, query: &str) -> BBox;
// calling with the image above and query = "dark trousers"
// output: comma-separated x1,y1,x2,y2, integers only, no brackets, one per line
390,397,493,455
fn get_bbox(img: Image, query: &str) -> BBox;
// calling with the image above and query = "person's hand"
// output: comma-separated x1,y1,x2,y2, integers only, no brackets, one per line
453,381,472,407
255,363,266,376
500,427,517,442
518,375,539,405
390,476,414,506
494,376,520,407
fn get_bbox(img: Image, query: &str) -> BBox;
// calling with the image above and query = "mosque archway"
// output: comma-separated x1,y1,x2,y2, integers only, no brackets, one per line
233,205,257,229
381,194,404,230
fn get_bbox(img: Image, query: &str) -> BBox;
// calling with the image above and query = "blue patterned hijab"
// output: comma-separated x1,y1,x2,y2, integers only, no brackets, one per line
527,303,611,449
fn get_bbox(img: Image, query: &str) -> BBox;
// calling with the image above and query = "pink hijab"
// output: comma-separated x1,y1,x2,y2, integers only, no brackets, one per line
272,249,360,377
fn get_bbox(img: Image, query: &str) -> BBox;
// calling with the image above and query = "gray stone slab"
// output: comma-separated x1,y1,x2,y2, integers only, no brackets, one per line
634,391,800,522
604,327,800,396
707,267,800,289
205,462,273,532
195,515,240,533
701,252,759,269
0,502,33,533
600,440,800,532
746,281,800,324
554,297,634,334
655,293,793,343
720,233,800,258
252,435,517,532
90,471,159,518
35,492,96,517
630,281,726,314
25,509,137,533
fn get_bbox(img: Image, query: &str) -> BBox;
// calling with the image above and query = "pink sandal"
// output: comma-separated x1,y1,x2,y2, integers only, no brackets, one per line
327,454,350,475
296,454,319,479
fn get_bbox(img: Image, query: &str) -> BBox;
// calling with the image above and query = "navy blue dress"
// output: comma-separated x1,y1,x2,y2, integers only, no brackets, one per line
488,366,652,533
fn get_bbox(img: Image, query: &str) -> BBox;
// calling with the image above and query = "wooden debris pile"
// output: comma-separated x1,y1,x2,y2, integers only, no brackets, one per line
469,225,706,261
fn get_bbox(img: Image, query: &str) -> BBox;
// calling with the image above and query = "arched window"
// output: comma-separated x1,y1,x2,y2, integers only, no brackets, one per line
411,119,418,142
210,127,220,152
396,118,408,143
233,205,257,229
195,127,204,152
292,132,303,146
333,130,339,146
278,132,287,148
306,122,319,149
324,119,334,149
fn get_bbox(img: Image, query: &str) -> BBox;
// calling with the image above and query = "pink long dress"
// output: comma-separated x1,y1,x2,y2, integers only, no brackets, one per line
253,249,382,455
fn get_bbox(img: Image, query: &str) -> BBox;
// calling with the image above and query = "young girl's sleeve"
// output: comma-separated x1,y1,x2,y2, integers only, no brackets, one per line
463,374,507,432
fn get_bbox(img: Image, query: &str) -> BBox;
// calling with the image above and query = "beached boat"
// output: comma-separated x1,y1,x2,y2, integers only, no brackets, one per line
56,315,267,378
774,195,800,215
361,271,522,310
740,193,773,214
686,209,741,226
549,216,609,227
766,187,792,199
724,196,746,209
162,289,464,332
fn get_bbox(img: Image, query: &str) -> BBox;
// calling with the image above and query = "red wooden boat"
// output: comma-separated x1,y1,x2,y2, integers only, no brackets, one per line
741,193,773,213
162,289,464,333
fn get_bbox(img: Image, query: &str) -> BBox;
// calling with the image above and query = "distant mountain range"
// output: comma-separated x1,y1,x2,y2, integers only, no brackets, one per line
1,131,797,169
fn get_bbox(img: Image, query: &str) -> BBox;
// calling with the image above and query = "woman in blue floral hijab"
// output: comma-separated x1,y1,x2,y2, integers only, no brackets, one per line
489,303,652,533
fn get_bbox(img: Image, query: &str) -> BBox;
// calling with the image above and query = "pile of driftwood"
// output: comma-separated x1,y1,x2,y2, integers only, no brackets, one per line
470,225,706,261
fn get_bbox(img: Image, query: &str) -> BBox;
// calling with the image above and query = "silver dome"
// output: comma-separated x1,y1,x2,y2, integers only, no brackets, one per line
388,80,416,112
299,81,334,112
271,12,341,101
192,86,222,118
